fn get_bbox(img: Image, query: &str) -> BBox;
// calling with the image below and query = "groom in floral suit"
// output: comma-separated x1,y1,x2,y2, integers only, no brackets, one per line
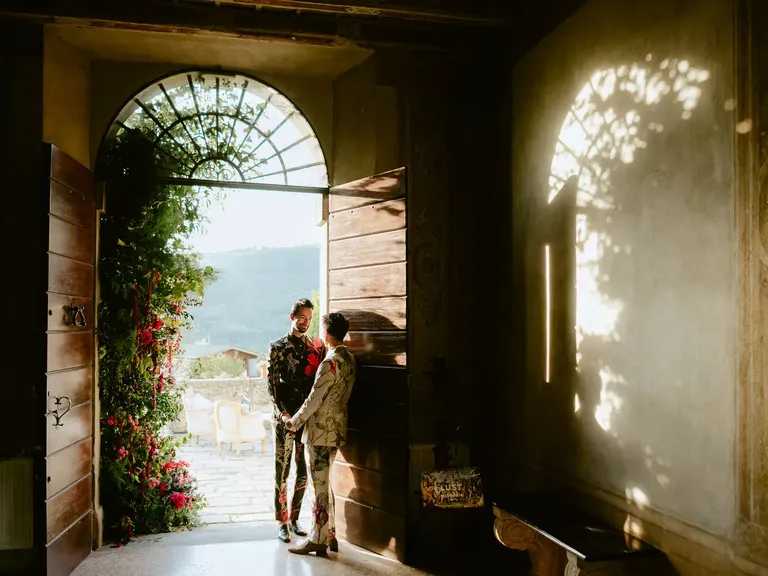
268,298,326,543
283,312,356,556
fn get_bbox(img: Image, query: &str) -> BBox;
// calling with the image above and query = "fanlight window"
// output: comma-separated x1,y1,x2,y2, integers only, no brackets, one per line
107,72,328,187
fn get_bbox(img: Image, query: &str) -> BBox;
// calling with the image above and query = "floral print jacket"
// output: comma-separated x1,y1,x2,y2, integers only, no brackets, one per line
289,345,356,447
267,333,326,421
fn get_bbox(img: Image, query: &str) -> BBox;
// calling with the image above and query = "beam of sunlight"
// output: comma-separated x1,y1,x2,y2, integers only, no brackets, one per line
623,514,646,542
547,55,709,436
574,393,581,413
625,485,650,510
545,244,552,383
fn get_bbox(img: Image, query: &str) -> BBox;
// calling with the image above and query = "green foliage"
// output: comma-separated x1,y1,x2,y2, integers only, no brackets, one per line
191,354,246,379
97,127,218,543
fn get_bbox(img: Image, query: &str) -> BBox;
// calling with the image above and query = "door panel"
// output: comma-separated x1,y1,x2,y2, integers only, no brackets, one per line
46,475,92,543
329,199,406,240
329,229,406,269
47,333,93,373
330,263,406,301
46,440,92,499
45,512,92,576
48,255,94,298
328,167,408,561
42,145,95,576
47,369,93,407
46,294,93,333
330,298,407,330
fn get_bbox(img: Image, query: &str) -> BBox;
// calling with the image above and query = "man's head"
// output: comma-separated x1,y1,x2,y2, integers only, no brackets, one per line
322,312,349,346
290,298,314,335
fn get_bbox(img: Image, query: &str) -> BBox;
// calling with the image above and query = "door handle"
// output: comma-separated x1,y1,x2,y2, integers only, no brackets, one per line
68,304,86,327
48,396,71,428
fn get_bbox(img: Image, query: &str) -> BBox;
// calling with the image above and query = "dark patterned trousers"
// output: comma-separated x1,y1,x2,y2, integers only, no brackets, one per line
307,445,338,545
273,419,307,523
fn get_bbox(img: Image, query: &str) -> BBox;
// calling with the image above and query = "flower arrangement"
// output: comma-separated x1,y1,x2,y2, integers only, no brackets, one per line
97,128,217,543
304,338,324,376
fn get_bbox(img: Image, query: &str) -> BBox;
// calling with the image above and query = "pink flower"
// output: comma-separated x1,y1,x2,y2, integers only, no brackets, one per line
148,478,160,489
117,447,128,461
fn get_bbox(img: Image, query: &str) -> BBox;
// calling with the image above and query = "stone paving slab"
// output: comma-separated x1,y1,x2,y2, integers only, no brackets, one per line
175,435,312,526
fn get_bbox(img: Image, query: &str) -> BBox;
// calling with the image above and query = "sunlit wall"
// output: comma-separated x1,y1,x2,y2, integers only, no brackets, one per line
511,0,736,536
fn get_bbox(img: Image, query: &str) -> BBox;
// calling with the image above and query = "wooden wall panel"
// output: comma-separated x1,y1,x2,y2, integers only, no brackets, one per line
48,254,94,298
330,263,406,300
46,439,92,499
50,181,93,230
329,229,406,269
329,199,405,241
49,217,94,264
330,297,406,330
46,474,91,543
46,511,92,576
46,403,91,457
47,332,92,372
47,294,93,332
335,498,406,561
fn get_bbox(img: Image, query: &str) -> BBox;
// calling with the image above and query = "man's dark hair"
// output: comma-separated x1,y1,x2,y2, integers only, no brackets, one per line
322,313,349,341
291,298,314,315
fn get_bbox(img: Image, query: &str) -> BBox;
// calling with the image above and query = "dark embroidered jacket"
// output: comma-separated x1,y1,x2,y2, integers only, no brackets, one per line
267,333,326,421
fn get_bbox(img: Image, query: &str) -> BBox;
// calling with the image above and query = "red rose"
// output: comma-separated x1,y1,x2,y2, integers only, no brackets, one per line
160,484,167,495
170,492,186,509
140,329,153,345
151,319,164,331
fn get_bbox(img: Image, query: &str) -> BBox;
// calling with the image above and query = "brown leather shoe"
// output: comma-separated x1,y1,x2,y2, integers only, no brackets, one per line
329,538,339,552
288,539,328,556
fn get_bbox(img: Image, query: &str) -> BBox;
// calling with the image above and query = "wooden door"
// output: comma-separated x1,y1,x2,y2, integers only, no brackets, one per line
328,168,409,561
42,145,96,575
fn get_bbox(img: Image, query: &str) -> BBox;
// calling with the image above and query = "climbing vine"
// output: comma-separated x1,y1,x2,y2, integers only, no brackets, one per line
97,128,218,542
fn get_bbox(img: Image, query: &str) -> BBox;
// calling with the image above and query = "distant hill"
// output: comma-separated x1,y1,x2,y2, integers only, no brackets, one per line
181,244,320,354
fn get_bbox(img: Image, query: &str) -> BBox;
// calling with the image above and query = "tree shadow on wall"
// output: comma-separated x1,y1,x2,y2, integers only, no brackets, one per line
540,56,729,557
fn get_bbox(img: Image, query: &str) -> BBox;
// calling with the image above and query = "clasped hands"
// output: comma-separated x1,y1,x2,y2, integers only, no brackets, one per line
281,411,295,431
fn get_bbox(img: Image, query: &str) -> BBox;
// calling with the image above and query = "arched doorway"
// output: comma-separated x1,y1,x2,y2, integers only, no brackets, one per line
86,68,410,567
94,70,331,538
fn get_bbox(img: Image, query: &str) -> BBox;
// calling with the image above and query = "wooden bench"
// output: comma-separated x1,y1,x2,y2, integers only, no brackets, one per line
493,493,664,575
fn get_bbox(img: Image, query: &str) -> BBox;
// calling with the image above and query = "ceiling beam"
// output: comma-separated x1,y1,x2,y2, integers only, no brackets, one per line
186,0,508,26
0,0,473,51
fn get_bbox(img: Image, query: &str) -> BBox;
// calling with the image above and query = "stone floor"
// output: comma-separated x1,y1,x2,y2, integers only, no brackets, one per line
176,434,312,526
72,523,431,576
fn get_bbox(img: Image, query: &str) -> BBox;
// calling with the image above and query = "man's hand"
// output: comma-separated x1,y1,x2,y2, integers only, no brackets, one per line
281,412,294,431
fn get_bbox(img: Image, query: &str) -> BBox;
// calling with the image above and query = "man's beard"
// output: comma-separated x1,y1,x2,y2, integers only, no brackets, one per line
296,325,308,333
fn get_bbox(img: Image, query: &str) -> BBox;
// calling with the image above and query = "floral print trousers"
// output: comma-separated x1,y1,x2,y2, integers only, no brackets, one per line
273,420,307,523
307,445,338,545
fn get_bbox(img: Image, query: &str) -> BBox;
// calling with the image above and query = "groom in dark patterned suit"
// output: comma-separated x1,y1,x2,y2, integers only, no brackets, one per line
267,298,326,543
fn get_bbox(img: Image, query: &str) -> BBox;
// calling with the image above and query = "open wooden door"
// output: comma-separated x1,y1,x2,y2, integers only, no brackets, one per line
328,168,409,561
41,145,96,575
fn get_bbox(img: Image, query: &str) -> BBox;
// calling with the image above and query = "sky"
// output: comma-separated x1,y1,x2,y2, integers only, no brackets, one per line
187,188,324,253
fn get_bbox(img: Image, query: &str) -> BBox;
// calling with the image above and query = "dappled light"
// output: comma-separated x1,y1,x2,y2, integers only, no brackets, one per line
547,54,710,434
